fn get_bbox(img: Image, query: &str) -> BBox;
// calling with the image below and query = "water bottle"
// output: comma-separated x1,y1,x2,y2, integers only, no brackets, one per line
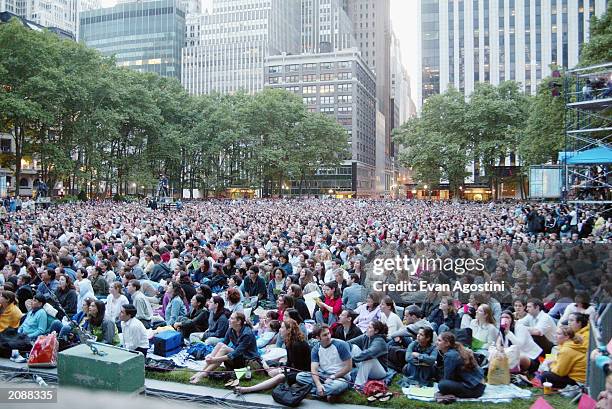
34,375,48,387
245,365,252,381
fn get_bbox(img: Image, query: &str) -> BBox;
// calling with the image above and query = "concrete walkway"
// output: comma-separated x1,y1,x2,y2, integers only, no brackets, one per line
0,358,366,409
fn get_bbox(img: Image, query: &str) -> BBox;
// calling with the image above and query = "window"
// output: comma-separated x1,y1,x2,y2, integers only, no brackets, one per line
269,76,280,84
320,96,335,104
338,72,352,80
303,86,317,94
286,75,299,83
338,95,352,103
320,73,334,81
303,74,317,82
320,62,333,69
320,85,335,93
268,65,281,73
338,61,351,69
320,107,335,114
338,106,352,113
302,63,317,70
303,96,317,105
286,64,300,72
286,86,300,93
0,139,11,152
337,83,352,92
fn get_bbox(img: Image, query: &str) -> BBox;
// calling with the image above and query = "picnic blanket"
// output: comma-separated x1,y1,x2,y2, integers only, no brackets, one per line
402,383,532,403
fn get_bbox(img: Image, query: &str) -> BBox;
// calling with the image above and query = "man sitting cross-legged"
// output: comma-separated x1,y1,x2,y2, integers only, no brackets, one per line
295,324,352,403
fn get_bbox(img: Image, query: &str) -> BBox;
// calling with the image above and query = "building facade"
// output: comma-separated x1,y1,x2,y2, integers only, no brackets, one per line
345,0,393,194
80,0,186,79
301,0,355,53
182,0,301,95
1,0,78,37
264,49,377,196
418,0,610,107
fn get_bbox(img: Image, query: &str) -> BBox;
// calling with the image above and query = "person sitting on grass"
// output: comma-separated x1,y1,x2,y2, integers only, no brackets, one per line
0,291,23,332
198,296,229,345
18,295,50,341
295,324,352,403
436,331,486,399
173,294,209,340
189,312,259,383
403,327,438,386
348,320,389,388
314,282,342,325
540,325,587,388
234,318,310,394
84,299,119,345
119,304,149,356
256,319,281,348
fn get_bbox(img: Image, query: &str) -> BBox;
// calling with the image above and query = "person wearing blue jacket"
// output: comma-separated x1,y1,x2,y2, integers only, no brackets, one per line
403,327,438,386
200,296,229,346
436,331,486,398
190,311,259,383
18,295,49,341
348,320,389,387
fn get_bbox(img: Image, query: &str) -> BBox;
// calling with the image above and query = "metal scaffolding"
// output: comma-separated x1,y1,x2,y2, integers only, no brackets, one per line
563,62,612,203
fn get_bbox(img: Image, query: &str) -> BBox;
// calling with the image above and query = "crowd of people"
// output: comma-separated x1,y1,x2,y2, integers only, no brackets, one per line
0,198,610,404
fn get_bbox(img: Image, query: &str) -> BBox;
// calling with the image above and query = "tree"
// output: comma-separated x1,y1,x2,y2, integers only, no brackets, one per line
519,71,566,167
465,82,529,198
291,112,349,195
393,87,470,195
579,1,612,66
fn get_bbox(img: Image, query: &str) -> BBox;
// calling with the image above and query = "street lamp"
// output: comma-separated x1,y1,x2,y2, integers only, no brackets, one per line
423,184,430,200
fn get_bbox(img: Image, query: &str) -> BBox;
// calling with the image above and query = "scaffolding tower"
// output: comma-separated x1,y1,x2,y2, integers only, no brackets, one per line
563,62,612,204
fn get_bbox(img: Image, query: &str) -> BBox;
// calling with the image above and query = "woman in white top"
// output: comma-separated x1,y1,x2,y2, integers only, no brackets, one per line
497,310,542,372
105,282,129,322
558,292,596,326
379,295,404,335
469,303,499,353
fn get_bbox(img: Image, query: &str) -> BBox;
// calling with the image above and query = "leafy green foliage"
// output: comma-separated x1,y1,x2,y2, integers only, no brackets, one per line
579,1,612,66
0,20,348,197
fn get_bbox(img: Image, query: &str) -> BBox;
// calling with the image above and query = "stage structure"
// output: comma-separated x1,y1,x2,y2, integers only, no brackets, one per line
562,62,612,204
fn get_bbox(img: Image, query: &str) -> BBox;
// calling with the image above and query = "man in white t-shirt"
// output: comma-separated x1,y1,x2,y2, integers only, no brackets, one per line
119,304,149,355
296,324,352,403
520,299,556,355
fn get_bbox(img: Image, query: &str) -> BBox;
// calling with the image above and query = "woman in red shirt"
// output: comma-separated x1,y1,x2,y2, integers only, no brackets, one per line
314,281,342,325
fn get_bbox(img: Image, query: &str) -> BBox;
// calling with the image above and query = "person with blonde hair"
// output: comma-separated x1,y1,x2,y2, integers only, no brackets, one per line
541,325,587,388
469,304,499,353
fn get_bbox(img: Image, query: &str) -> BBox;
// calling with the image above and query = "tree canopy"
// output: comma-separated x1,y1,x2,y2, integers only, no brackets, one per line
0,19,348,197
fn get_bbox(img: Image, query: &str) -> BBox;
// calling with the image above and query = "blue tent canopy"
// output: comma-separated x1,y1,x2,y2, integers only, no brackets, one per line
558,146,612,164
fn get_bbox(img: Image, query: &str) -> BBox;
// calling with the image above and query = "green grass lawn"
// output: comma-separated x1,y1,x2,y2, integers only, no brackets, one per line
146,369,575,409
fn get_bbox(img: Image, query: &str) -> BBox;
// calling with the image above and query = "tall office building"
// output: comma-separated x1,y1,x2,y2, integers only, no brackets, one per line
418,0,610,108
301,0,355,53
182,0,301,95
264,49,377,197
345,0,393,193
80,0,186,79
1,0,78,37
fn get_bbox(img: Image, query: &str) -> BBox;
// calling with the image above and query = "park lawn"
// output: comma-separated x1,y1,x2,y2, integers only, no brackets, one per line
146,370,575,409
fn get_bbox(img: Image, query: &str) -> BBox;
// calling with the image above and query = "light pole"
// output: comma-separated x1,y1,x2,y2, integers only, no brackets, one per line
423,184,429,200
328,189,334,198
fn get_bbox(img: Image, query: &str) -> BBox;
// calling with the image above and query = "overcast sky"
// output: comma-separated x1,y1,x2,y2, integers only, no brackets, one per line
97,0,419,101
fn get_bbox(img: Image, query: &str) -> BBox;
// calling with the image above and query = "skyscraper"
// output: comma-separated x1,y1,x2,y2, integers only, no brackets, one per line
1,0,78,37
418,0,610,108
79,0,186,79
345,0,393,193
182,0,301,95
301,0,355,53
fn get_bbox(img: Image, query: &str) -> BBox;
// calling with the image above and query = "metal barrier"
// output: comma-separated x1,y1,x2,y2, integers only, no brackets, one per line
587,303,611,399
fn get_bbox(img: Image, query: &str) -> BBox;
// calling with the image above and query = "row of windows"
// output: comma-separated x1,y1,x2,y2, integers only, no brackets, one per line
81,7,183,26
268,72,352,84
268,61,352,73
